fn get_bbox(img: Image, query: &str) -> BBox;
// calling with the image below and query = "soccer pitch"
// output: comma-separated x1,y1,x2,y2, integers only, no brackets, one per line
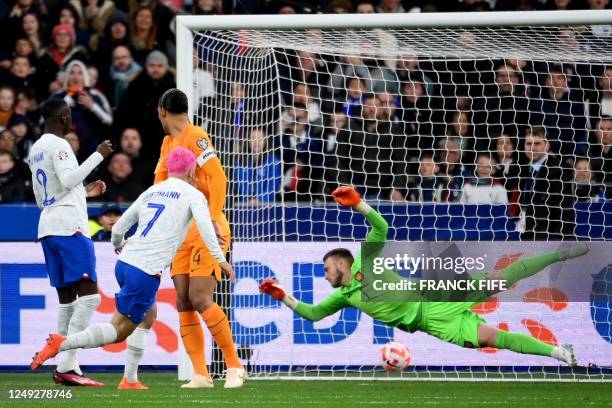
1,373,611,407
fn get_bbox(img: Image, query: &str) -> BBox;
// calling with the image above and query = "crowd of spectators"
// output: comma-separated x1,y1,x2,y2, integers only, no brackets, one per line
0,0,183,207
0,0,611,240
266,48,612,237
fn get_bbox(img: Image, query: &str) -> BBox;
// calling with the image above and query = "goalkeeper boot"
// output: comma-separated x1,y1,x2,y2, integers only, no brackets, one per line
551,344,577,367
558,243,589,261
118,377,149,390
224,367,246,389
31,333,66,370
181,374,214,389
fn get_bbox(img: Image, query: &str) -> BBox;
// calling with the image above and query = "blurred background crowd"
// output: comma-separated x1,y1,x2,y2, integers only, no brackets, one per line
0,0,610,240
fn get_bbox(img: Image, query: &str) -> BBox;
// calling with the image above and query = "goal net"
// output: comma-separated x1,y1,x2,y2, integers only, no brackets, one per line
178,11,612,381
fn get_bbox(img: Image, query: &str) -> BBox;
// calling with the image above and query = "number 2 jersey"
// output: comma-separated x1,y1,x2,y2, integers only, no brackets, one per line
27,133,104,239
111,177,226,276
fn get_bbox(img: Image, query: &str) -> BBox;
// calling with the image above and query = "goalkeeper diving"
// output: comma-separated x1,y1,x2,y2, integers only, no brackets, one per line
260,186,588,366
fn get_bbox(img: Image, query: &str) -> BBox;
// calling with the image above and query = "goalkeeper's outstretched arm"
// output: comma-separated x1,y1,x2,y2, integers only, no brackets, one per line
359,202,388,243
259,279,348,321
331,186,389,243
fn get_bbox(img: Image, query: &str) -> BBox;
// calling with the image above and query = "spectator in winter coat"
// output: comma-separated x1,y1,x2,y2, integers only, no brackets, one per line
115,50,174,164
52,59,112,156
36,23,89,99
0,150,28,202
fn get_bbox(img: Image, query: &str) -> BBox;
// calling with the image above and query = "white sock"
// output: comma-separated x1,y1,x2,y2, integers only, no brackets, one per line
68,295,101,334
57,302,74,335
56,302,77,374
61,323,118,351
59,294,101,374
124,328,149,382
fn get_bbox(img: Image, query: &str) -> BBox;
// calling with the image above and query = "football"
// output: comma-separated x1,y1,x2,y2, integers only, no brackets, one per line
380,341,411,371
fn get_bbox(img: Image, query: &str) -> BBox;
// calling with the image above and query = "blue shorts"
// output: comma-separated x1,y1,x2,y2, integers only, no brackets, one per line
114,260,160,324
40,233,97,288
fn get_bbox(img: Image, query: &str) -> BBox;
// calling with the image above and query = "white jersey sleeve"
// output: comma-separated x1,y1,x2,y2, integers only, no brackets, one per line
53,147,104,191
111,193,145,248
188,191,226,263
28,134,103,238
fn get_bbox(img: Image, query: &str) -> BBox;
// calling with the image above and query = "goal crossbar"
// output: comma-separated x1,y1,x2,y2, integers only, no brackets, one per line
177,10,612,30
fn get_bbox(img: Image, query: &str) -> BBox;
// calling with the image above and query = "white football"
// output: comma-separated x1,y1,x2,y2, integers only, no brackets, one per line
380,341,411,371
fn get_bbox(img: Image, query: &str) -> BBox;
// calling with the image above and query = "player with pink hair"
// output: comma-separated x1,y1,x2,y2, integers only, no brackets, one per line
167,146,197,176
31,147,234,390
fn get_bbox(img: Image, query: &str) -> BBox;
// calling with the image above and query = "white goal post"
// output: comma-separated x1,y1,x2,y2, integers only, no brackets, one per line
175,10,612,381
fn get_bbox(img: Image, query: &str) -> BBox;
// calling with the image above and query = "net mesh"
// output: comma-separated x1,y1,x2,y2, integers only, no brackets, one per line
190,23,612,380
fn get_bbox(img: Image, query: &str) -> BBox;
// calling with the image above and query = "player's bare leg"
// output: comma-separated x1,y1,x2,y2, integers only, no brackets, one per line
477,324,576,367
119,305,155,390
174,274,213,389
189,276,245,389
54,280,104,387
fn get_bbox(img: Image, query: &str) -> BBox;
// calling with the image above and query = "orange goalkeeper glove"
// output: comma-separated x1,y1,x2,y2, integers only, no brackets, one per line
332,186,362,207
259,279,286,301
259,279,298,309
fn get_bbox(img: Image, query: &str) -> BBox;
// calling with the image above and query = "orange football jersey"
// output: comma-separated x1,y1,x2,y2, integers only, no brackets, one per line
154,124,230,239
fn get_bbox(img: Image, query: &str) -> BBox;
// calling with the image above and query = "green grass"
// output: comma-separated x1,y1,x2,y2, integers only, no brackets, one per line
0,372,611,407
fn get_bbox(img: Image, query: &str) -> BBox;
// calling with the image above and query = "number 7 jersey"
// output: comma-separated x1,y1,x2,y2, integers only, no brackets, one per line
112,177,226,276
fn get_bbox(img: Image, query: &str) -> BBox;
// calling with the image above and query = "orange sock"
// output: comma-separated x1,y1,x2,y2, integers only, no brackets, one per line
202,303,242,369
179,311,209,377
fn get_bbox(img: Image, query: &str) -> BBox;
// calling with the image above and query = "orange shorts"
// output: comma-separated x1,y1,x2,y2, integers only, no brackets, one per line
171,232,231,280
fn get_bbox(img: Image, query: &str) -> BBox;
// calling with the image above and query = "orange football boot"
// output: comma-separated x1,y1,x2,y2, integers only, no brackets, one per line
31,333,66,370
118,377,149,390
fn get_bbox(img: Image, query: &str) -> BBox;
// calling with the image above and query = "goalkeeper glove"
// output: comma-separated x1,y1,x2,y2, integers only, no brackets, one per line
259,279,298,309
332,186,371,215
332,186,361,207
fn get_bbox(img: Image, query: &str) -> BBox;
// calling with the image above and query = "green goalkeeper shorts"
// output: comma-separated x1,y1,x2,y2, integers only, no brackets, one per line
419,302,486,348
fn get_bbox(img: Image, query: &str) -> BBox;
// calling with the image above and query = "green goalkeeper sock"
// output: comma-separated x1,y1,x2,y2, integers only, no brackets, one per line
494,330,554,357
500,252,560,287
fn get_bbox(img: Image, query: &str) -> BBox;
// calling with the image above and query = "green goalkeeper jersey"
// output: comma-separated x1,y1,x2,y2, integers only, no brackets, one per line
293,209,422,333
